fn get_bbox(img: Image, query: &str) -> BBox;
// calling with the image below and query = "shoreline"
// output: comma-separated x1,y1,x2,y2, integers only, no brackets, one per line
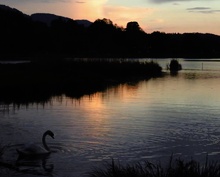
0,60,162,105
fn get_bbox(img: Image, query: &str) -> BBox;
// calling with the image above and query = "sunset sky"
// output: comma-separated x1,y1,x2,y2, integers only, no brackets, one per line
1,0,220,35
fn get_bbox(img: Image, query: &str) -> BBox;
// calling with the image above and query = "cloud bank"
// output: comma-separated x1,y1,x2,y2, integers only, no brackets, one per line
37,0,71,2
0,0,72,3
149,0,215,3
187,7,220,13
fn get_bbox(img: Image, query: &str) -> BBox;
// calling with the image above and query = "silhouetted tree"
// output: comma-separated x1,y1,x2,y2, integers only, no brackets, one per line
124,21,148,57
169,59,182,72
87,18,125,57
126,21,143,33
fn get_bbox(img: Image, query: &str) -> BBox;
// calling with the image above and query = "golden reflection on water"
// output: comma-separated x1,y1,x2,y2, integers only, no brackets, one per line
61,70,220,122
72,82,141,111
63,83,142,136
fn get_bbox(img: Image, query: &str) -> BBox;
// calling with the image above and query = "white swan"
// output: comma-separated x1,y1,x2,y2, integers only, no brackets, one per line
16,130,54,157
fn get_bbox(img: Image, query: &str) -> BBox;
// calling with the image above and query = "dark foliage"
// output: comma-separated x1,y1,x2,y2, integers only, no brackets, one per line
1,4,220,59
168,59,182,71
0,59,162,105
89,157,220,177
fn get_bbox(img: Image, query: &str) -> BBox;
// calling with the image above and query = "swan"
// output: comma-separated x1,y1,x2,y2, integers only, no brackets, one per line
16,130,54,157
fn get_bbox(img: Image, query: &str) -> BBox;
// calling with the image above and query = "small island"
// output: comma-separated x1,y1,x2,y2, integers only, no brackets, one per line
167,59,182,72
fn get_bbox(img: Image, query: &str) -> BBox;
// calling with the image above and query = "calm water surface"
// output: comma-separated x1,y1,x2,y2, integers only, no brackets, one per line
1,59,220,176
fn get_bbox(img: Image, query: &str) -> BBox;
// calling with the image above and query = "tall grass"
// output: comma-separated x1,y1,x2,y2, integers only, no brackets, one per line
63,58,162,78
89,156,220,177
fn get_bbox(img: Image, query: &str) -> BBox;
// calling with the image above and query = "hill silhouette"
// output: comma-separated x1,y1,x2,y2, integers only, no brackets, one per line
31,13,92,27
1,4,220,60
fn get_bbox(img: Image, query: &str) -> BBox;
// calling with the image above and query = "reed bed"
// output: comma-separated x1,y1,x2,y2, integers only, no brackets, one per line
89,157,220,177
0,59,162,104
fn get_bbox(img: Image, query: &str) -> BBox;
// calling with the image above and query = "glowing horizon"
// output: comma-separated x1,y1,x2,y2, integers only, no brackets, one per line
1,0,220,35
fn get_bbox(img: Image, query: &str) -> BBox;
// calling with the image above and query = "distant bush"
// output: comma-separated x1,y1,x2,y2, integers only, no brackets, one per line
168,59,182,72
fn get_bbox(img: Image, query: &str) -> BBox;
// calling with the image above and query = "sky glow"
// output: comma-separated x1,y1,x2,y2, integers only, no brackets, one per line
1,0,220,35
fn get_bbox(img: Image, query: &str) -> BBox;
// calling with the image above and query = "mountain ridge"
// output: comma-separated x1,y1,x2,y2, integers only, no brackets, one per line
0,4,219,36
31,13,92,27
0,4,92,27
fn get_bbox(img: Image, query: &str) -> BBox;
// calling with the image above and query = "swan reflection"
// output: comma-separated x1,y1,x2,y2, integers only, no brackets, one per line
16,156,54,175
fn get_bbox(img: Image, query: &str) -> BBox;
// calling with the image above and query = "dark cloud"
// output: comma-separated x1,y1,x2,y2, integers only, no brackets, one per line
1,0,72,5
187,7,211,10
75,1,86,3
149,0,215,3
48,0,69,1
149,0,190,3
35,0,71,2
187,7,220,13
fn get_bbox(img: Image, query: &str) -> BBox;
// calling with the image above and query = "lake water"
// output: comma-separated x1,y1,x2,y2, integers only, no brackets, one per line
1,59,220,176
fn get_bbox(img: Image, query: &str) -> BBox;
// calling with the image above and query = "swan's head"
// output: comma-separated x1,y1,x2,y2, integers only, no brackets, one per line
45,130,54,139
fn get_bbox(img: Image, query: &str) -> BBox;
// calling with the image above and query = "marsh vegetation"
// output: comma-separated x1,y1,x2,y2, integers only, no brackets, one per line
89,157,220,177
0,59,162,105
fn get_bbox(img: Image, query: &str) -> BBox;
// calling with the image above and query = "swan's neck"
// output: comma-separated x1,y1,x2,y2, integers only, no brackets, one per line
42,133,50,151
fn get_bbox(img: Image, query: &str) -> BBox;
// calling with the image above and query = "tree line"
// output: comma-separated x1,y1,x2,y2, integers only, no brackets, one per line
1,4,220,60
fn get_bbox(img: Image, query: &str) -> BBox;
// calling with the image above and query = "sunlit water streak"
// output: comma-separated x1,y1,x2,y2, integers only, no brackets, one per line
1,59,220,176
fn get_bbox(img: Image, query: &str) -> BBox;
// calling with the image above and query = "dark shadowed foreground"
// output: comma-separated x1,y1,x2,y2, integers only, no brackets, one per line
89,157,220,177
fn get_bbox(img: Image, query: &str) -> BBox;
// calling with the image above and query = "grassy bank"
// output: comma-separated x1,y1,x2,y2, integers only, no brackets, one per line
89,157,220,177
0,59,162,105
